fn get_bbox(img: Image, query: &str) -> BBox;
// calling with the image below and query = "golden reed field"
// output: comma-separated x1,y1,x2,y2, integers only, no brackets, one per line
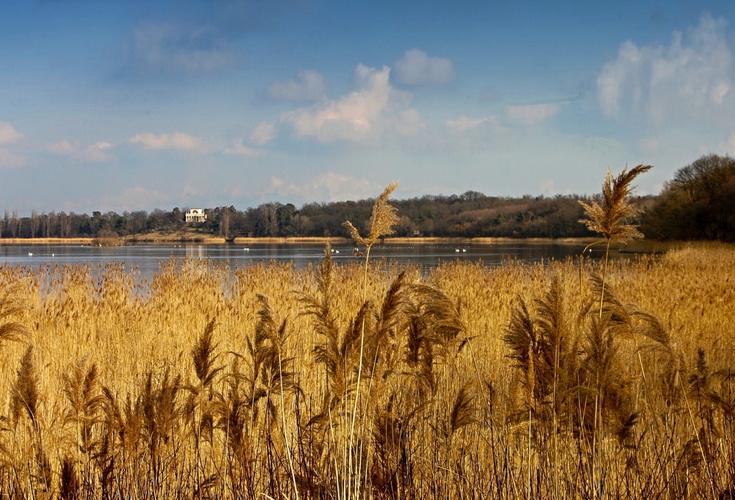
0,241,734,499
0,173,734,499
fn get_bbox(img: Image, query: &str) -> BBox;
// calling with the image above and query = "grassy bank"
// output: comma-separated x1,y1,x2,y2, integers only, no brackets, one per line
0,242,732,498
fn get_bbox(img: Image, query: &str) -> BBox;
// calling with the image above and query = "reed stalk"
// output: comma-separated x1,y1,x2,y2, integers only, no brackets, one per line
579,164,652,317
342,181,400,498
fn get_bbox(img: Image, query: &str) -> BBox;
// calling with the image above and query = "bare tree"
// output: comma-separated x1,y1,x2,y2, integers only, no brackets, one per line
30,210,40,238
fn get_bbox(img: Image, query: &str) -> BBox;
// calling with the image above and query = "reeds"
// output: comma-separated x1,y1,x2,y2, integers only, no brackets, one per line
579,164,653,317
0,206,732,497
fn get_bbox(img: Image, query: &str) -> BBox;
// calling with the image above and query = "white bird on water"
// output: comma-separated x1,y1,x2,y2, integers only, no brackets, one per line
28,252,33,256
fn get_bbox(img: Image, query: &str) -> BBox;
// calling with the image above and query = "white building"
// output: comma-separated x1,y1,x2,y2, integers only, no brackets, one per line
185,208,207,223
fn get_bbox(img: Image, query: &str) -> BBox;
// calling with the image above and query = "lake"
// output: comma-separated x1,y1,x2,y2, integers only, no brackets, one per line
0,240,621,278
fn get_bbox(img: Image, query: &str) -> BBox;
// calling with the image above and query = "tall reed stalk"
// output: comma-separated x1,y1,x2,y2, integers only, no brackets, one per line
342,181,400,498
579,164,652,317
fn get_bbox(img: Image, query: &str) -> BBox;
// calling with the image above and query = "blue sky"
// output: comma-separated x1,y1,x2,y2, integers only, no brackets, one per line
2,0,735,214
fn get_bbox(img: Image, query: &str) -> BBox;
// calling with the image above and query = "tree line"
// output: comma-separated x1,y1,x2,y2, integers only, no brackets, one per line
1,154,733,241
0,195,600,240
640,154,735,242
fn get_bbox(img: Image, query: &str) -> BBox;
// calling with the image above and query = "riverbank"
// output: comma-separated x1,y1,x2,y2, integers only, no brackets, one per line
0,234,675,253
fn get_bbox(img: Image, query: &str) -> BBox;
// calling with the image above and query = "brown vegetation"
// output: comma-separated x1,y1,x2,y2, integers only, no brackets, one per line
0,175,733,499
0,241,731,498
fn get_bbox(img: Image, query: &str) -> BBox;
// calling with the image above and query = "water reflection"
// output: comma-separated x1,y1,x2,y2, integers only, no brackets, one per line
0,241,622,277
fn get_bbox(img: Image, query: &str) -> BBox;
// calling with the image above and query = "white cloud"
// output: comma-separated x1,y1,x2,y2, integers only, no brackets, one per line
446,116,489,132
266,172,382,202
249,122,277,145
0,122,27,168
597,12,735,124
280,64,414,143
47,140,113,162
393,49,455,85
128,132,207,152
0,122,23,145
223,138,262,157
504,103,562,126
84,142,113,162
267,70,327,101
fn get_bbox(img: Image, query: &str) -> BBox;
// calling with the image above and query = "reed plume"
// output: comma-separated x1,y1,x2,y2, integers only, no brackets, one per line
190,318,222,389
343,181,400,266
579,164,652,243
503,275,578,453
0,280,29,344
62,358,104,456
580,164,652,316
12,346,40,426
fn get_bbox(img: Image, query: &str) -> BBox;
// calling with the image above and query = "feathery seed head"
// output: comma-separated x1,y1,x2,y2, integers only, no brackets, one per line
343,181,400,249
579,164,652,243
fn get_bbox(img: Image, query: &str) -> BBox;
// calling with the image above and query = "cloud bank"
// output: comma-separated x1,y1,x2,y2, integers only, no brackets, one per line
598,12,734,126
280,64,419,142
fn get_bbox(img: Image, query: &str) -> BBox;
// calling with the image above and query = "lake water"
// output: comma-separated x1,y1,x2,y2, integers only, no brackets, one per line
0,241,620,278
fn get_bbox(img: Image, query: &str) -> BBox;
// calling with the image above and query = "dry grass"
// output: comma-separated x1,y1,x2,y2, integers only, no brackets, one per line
0,242,731,498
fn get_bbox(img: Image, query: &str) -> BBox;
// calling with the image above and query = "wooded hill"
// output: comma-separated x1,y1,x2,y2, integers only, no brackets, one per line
2,154,733,242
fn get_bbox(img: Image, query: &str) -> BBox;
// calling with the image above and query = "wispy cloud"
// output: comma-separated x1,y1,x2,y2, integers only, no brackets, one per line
391,109,425,136
128,132,207,152
446,116,489,132
97,185,173,213
249,122,277,145
393,49,455,85
266,172,383,202
0,122,24,144
280,64,416,142
0,149,28,169
120,20,234,75
538,179,558,196
718,131,735,154
0,121,27,168
598,12,734,125
47,140,113,162
267,69,327,101
223,138,262,157
504,103,562,126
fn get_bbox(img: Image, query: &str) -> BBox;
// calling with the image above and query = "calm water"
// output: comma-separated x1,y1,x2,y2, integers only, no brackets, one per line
0,241,620,278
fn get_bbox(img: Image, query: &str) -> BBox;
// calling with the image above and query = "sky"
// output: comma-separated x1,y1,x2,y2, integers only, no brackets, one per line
2,0,735,215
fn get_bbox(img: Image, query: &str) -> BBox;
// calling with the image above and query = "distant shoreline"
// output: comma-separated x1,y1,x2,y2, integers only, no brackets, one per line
0,235,598,245
0,235,622,247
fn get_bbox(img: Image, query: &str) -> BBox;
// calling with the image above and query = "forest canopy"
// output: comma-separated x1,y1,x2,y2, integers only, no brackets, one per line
641,154,735,242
